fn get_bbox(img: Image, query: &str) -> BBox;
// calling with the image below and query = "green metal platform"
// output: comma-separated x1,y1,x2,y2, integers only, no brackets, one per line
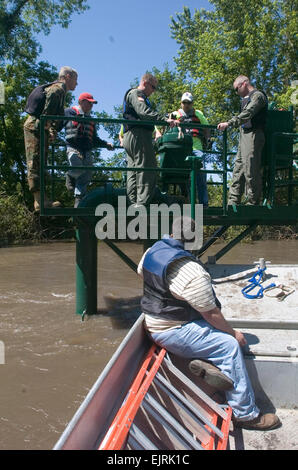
41,204,297,225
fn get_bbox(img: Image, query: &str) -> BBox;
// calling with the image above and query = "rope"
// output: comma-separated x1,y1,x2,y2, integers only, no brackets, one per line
241,267,276,299
177,126,184,140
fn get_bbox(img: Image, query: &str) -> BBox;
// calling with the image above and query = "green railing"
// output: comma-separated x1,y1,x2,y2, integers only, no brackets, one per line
39,114,297,219
268,132,298,205
39,115,229,218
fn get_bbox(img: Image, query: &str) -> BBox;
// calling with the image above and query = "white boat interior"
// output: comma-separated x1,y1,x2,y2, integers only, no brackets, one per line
54,262,298,450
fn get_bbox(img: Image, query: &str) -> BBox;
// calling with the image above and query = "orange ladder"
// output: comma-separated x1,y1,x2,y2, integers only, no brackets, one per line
99,344,232,450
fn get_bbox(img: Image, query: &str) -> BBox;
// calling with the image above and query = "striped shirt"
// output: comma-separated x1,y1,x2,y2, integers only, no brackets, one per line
138,251,216,333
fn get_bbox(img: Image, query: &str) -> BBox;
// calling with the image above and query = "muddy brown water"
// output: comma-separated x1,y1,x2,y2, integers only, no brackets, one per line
0,239,297,450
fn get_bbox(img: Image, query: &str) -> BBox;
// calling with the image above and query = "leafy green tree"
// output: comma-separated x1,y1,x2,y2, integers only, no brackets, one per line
0,61,58,200
151,0,297,204
0,0,89,62
0,0,89,207
170,0,297,122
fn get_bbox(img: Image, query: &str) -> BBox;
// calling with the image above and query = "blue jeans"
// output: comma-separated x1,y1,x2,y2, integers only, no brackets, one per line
196,171,208,206
193,150,208,206
151,319,260,420
67,148,93,197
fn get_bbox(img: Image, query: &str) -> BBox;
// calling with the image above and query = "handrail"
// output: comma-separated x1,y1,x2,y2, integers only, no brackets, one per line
40,114,218,128
268,130,298,205
39,114,229,216
39,114,298,216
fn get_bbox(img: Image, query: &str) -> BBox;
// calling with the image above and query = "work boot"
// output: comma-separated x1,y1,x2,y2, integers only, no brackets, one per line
188,359,234,391
234,413,281,431
33,191,61,212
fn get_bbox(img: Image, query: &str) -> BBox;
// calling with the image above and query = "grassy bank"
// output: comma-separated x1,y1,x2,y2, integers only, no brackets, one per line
0,193,40,245
0,193,74,246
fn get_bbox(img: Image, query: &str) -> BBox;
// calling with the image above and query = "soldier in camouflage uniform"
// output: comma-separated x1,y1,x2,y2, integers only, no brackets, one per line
24,66,78,211
218,75,268,205
122,73,178,206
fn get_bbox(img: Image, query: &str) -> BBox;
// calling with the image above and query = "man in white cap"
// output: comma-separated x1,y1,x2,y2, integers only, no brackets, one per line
170,93,210,207
65,92,114,207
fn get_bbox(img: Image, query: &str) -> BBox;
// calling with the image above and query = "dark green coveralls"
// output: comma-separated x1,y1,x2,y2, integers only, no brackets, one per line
123,88,166,205
227,90,267,205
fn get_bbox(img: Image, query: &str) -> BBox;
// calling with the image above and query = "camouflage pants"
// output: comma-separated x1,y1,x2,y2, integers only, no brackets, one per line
228,128,265,205
24,124,49,193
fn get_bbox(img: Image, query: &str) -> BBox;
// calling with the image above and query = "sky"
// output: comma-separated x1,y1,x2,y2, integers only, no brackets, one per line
37,0,212,117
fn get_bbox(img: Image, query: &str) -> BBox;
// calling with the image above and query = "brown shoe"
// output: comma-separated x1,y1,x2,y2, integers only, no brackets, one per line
33,191,61,211
34,199,40,212
51,200,62,208
34,200,61,211
235,413,281,431
188,359,234,391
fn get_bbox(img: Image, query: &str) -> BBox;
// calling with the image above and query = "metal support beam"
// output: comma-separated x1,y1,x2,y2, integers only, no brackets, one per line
196,225,230,258
212,223,258,263
103,240,137,273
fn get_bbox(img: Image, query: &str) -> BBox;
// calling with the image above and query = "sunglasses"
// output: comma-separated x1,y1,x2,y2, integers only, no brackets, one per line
234,81,246,93
182,101,192,104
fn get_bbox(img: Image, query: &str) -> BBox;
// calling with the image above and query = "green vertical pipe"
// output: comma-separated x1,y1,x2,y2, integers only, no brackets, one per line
51,143,55,202
190,157,196,220
269,134,276,206
222,130,228,215
75,221,98,316
40,116,45,215
288,164,293,205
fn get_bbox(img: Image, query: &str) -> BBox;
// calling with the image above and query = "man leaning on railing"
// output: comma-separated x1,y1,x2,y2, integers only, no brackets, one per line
64,92,114,207
122,72,179,207
24,66,78,211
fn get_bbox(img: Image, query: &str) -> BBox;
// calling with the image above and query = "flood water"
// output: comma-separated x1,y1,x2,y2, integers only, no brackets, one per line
0,238,297,450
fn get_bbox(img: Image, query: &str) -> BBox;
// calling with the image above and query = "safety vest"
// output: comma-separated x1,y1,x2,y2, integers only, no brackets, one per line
123,88,154,132
176,109,205,140
241,89,268,130
65,106,96,151
141,237,204,322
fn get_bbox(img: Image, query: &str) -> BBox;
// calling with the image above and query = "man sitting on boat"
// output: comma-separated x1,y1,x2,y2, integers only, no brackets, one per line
137,216,280,431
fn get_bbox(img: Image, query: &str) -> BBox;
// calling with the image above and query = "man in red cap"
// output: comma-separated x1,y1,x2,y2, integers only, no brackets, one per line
65,92,114,207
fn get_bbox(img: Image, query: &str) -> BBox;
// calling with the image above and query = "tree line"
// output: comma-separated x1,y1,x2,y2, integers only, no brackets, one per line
0,0,297,243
